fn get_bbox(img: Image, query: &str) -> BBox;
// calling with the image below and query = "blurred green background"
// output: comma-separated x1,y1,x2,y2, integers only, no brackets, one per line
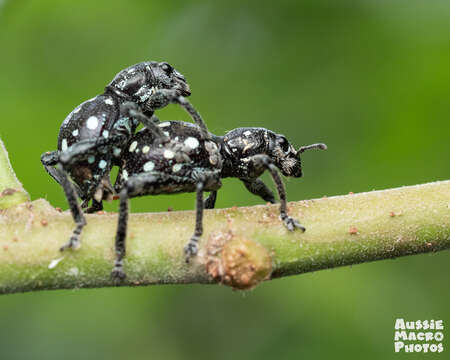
0,0,449,359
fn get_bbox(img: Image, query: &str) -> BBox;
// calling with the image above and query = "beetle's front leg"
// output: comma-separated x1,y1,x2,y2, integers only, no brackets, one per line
120,102,169,143
146,89,209,139
249,155,305,232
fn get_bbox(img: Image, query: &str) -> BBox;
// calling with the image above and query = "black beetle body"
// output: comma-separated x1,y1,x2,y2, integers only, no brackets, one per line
110,116,326,279
41,62,208,251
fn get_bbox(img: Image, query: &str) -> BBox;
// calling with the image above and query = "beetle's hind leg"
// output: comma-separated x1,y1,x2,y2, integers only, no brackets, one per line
54,164,87,251
41,151,82,197
41,150,86,249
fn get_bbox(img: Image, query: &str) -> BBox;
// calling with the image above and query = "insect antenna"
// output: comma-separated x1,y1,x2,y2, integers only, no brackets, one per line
297,143,327,155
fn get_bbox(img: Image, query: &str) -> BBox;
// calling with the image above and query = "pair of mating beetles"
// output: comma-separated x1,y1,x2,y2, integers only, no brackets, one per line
41,61,326,279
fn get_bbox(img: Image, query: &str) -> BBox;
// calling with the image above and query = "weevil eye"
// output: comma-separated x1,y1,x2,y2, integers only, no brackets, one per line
277,137,290,154
160,62,172,74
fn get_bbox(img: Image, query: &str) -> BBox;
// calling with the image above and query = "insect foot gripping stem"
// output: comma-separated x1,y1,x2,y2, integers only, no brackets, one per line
184,235,200,263
280,213,305,232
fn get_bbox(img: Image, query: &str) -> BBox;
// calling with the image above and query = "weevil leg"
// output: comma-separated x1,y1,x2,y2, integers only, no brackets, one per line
85,199,103,213
111,187,129,280
41,151,83,197
204,190,217,209
57,134,126,213
241,178,276,204
58,134,127,166
41,151,63,185
55,164,87,251
146,89,209,138
111,172,197,280
184,182,204,262
249,155,305,232
176,96,209,139
111,171,220,279
120,102,169,143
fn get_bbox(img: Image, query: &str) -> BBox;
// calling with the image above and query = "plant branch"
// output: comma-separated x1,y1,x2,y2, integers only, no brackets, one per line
0,138,448,294
0,138,29,209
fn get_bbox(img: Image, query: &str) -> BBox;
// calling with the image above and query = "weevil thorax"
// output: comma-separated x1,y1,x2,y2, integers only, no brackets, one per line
105,61,191,107
221,127,302,177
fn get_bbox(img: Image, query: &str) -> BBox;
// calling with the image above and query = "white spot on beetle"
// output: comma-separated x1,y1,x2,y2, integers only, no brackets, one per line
113,147,121,157
104,98,114,105
142,146,150,154
164,150,175,159
127,68,135,73
163,131,169,137
158,122,171,127
73,107,81,114
102,130,109,138
98,160,107,169
143,161,155,172
122,169,129,180
129,141,138,152
86,116,99,130
61,139,68,151
72,129,79,137
184,137,199,149
172,164,183,173
243,130,252,137
88,155,95,164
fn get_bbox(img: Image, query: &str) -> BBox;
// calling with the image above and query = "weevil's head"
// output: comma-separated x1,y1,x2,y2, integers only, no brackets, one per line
106,61,191,102
273,135,327,177
222,128,326,178
148,61,191,96
271,133,305,177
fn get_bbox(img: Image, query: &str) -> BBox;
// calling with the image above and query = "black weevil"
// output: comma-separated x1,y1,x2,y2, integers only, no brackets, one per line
40,61,208,251
111,107,327,279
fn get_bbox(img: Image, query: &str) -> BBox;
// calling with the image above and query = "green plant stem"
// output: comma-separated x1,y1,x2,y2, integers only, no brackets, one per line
0,139,29,209
0,181,448,294
0,138,448,294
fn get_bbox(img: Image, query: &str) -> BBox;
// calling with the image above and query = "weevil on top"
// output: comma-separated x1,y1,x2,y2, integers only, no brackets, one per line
110,106,326,279
41,61,209,251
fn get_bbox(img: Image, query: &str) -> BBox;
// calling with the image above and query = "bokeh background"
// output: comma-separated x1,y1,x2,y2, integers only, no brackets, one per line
0,0,449,359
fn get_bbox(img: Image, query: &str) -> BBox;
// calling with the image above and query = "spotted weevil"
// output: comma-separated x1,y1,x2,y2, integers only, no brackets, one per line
110,108,327,279
40,61,209,251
